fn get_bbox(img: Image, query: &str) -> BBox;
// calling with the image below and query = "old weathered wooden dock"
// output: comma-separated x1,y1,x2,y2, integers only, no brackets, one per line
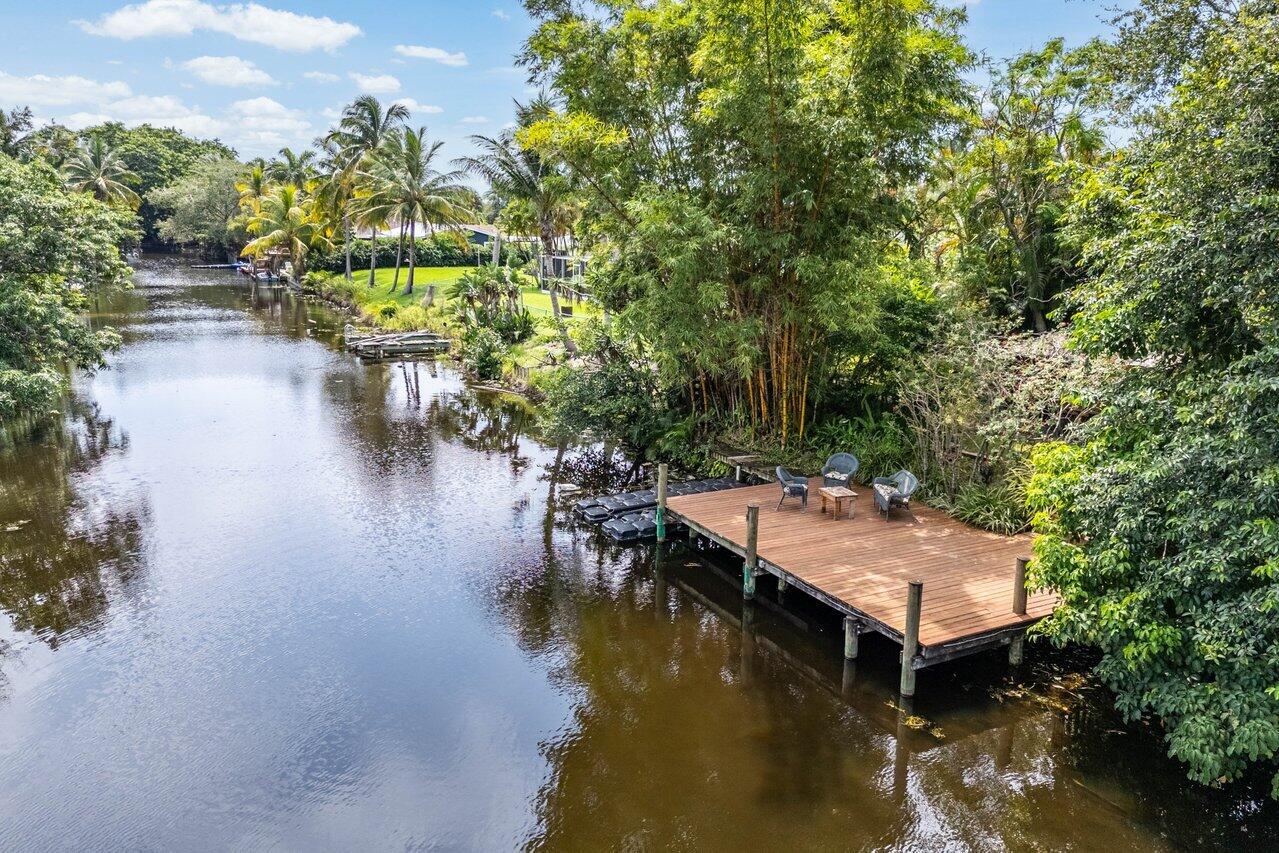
662,475,1056,696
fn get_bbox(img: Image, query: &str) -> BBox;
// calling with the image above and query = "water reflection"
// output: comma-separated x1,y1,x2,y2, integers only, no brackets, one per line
0,398,147,649
0,259,1273,850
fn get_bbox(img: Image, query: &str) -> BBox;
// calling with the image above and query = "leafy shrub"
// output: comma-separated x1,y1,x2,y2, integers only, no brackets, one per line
463,326,506,380
949,480,1030,535
312,234,533,273
385,305,431,331
365,301,399,322
490,308,535,345
809,406,913,482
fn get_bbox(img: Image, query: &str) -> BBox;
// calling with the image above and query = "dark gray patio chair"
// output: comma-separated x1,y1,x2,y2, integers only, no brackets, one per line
776,467,808,510
822,453,860,488
872,470,919,519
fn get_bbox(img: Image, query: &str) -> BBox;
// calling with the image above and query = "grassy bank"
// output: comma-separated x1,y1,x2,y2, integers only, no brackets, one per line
304,268,596,394
307,268,597,327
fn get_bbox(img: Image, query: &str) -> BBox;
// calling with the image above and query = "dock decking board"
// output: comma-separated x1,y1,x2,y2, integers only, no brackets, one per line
666,477,1057,653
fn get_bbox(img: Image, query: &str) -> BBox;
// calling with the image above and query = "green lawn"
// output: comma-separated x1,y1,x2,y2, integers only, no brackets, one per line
348,266,598,318
355,267,467,310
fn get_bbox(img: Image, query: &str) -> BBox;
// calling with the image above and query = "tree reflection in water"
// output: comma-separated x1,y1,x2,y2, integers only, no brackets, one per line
0,399,147,651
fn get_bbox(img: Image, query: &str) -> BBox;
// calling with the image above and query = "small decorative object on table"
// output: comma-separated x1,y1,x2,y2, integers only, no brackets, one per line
819,486,857,520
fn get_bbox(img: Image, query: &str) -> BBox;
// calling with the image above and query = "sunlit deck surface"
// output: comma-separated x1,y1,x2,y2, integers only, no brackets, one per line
666,477,1057,661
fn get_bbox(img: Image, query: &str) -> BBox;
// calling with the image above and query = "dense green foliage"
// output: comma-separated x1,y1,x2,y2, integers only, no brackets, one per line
923,40,1103,331
312,233,531,273
147,157,245,258
523,0,969,445
72,123,235,244
1029,4,1279,793
0,155,134,420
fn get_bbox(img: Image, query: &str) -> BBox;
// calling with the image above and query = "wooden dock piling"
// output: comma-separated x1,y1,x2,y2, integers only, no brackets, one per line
1009,556,1030,664
843,617,860,660
656,463,669,543
743,504,759,599
900,581,923,697
1012,556,1029,615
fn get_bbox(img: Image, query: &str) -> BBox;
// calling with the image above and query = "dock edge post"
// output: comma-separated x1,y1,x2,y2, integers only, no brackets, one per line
900,581,923,697
1009,633,1025,665
843,617,860,660
1012,556,1029,616
743,504,759,600
656,463,669,543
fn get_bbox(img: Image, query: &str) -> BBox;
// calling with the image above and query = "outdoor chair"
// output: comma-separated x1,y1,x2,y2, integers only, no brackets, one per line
872,470,919,520
776,467,809,510
821,453,860,488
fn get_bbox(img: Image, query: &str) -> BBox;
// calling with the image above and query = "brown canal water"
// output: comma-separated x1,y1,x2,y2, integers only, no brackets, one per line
0,258,1275,851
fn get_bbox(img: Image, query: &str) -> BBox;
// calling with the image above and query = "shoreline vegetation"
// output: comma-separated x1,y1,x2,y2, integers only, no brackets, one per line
2,0,1278,803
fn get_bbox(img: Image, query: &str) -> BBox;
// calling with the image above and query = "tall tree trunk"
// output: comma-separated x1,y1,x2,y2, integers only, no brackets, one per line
367,225,378,288
391,221,405,293
541,219,573,353
343,214,352,281
405,220,416,296
491,230,501,266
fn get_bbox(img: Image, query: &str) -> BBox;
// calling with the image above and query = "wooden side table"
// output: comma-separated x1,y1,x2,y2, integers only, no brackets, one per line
819,486,857,520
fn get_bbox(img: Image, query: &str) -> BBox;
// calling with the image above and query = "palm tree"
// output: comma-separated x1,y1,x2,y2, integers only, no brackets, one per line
244,183,330,280
266,147,317,189
62,136,141,209
360,126,473,300
329,96,410,287
312,136,357,281
458,96,574,347
236,162,270,212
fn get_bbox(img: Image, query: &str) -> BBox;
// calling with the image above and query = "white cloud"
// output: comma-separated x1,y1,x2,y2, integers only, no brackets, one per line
60,112,115,130
76,0,361,53
304,71,339,83
182,55,275,86
52,89,312,157
459,116,489,124
393,98,443,116
492,9,510,20
349,72,400,94
394,45,468,67
0,72,132,107
230,96,313,150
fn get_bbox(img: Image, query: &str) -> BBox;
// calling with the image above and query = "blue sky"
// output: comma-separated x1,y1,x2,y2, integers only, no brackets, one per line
0,1,1124,162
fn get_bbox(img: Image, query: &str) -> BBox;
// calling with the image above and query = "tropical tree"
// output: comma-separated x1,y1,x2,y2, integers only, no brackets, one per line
1029,2,1279,796
521,0,968,443
359,126,473,299
265,146,318,189
0,106,33,158
62,136,142,209
948,41,1104,331
70,122,236,243
149,157,246,259
0,154,134,421
312,136,357,281
460,96,575,346
329,95,409,287
243,183,330,279
235,162,270,216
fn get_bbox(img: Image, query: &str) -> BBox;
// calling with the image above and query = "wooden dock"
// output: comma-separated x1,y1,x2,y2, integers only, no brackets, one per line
663,476,1057,695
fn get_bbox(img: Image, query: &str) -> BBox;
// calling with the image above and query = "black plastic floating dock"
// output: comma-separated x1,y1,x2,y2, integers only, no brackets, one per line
575,477,744,541
601,508,687,543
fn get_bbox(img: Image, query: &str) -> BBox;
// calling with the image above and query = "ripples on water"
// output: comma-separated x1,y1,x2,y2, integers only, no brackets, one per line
0,259,1274,851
